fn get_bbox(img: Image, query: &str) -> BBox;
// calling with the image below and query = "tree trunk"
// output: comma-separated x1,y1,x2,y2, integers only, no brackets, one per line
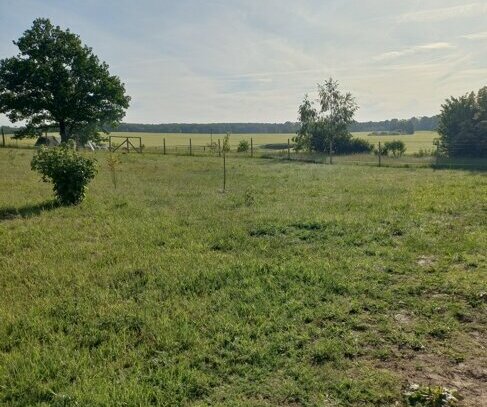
59,120,68,143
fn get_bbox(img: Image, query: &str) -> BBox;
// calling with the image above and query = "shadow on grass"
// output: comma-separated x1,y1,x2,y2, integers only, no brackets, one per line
0,200,60,221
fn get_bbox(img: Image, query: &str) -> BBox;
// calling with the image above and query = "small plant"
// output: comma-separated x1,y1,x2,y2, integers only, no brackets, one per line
413,148,435,158
244,187,257,206
222,133,231,153
384,140,406,157
237,139,250,152
374,143,389,156
31,143,97,205
206,141,219,154
106,154,121,189
404,384,458,406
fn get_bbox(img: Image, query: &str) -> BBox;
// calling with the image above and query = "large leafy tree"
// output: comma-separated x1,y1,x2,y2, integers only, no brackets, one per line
0,18,130,143
294,79,362,153
438,87,487,158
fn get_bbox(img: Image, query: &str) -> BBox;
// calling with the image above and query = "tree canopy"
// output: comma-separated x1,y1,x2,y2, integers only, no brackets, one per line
0,18,130,143
293,79,371,154
438,87,487,158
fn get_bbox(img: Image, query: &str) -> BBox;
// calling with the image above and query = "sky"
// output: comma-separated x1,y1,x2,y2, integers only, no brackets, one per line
1,0,487,124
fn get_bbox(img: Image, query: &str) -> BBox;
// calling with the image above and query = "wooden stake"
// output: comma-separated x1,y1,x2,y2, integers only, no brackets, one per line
378,141,382,167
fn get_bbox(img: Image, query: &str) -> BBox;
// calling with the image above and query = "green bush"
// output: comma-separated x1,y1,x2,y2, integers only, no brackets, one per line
31,144,97,205
237,139,249,152
337,138,374,154
384,140,406,157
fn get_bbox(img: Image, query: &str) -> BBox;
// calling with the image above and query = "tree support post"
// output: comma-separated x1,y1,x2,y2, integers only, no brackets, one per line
163,138,166,155
189,138,192,156
329,138,333,165
223,152,226,192
378,141,382,167
218,139,221,157
1,127,5,148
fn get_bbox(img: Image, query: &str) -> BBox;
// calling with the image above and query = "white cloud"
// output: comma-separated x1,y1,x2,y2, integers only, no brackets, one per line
374,42,455,61
399,3,487,23
1,0,487,123
461,31,487,40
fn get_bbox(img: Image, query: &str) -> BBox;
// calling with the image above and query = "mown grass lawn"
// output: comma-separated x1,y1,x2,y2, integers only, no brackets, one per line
0,149,485,406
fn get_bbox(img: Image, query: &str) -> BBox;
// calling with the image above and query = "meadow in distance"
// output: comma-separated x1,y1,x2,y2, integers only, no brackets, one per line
3,131,439,154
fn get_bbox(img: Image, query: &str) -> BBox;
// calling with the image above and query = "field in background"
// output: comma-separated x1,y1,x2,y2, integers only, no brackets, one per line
2,130,439,153
1,149,485,406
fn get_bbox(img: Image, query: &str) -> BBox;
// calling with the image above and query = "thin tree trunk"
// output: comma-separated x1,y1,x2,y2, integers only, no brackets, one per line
59,120,68,143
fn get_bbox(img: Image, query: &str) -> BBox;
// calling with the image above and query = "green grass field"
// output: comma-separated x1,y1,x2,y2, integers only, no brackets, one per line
0,149,485,406
3,131,439,154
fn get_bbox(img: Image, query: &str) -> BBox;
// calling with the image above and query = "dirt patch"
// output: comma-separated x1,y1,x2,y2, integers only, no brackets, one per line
377,331,487,406
417,255,437,268
394,312,413,325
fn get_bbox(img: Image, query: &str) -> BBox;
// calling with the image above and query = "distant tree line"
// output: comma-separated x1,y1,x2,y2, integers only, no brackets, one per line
112,122,301,134
1,116,439,136
106,116,439,134
349,116,438,133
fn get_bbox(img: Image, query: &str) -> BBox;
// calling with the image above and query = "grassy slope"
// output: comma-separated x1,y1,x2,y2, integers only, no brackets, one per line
4,131,439,153
0,149,485,406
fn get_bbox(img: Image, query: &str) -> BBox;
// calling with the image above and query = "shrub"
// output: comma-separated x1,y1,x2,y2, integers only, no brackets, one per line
31,143,97,205
413,148,435,158
384,140,406,157
237,139,250,152
222,133,231,153
335,138,374,154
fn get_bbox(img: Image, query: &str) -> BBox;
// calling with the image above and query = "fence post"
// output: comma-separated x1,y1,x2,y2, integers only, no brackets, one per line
435,143,440,167
189,138,192,156
251,137,253,158
218,139,221,157
1,127,5,148
378,141,382,167
329,138,333,165
223,152,226,192
109,136,112,151
163,138,166,155
288,138,291,160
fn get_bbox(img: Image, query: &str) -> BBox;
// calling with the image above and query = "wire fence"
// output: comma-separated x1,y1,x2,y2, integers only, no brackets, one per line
1,132,486,170
137,137,487,170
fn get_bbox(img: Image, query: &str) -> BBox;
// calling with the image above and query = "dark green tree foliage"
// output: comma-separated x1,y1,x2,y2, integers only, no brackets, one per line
112,117,436,135
294,79,372,154
31,143,97,205
383,140,406,157
438,87,487,158
237,139,250,152
0,18,130,143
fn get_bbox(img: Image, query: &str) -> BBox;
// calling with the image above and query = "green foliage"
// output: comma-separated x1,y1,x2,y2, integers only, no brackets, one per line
221,133,231,153
0,18,130,143
413,148,435,158
31,144,97,205
405,384,458,406
384,140,407,157
237,139,250,152
438,87,487,158
106,154,121,189
294,78,360,153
